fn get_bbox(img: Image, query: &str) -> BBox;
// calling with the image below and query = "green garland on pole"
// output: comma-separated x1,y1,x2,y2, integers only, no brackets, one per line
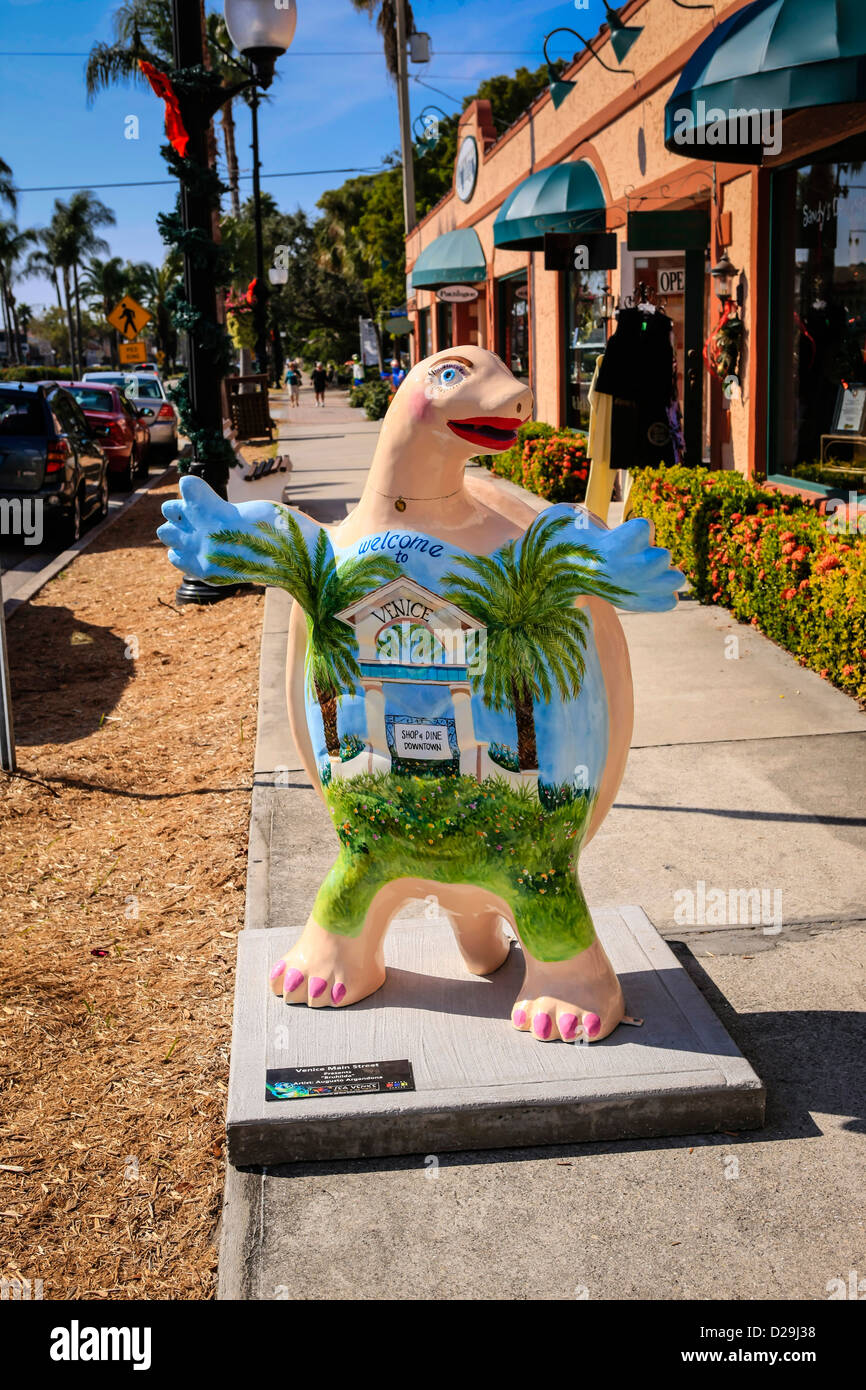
154,64,238,476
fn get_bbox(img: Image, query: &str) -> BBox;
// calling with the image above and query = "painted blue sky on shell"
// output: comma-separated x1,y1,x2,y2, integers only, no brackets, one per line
304,506,612,791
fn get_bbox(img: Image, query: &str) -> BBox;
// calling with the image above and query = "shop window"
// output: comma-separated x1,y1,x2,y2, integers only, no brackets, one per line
498,273,529,379
564,269,607,429
418,307,431,360
770,144,866,491
436,300,453,351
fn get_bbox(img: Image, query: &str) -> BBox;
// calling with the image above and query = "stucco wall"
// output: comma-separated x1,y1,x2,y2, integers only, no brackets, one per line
406,0,759,448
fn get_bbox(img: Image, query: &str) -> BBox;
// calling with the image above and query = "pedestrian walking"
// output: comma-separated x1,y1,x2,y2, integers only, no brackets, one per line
311,361,328,407
389,357,406,389
351,354,364,388
285,360,301,407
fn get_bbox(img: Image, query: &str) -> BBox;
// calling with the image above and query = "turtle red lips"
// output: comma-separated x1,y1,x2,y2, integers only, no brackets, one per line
447,416,521,450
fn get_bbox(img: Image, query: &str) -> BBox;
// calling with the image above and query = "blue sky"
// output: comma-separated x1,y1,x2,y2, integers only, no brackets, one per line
2,0,610,311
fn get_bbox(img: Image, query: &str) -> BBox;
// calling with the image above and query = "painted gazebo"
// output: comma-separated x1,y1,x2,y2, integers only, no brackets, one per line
334,576,503,783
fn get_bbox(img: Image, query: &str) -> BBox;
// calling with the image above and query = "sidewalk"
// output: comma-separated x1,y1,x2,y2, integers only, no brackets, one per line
219,405,866,1300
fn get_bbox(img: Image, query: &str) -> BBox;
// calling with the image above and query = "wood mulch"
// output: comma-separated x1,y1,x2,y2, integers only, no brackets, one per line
0,468,264,1299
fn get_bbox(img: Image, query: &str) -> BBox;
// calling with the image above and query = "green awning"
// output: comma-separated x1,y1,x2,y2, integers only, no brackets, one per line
493,161,606,250
665,0,866,164
410,228,486,289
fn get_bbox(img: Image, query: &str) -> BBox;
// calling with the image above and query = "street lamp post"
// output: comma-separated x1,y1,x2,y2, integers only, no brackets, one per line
223,0,299,381
249,82,269,379
162,0,296,603
171,0,224,497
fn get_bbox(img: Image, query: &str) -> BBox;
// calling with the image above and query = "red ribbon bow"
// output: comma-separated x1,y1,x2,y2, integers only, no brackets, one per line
139,59,190,159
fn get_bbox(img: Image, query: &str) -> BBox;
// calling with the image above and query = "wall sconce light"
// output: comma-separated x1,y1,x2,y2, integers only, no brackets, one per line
543,26,635,110
603,4,644,65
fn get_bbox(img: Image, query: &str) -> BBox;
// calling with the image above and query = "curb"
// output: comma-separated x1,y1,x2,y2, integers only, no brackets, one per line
2,466,175,621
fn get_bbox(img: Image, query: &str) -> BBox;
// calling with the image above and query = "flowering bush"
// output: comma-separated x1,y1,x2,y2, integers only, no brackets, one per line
477,422,590,504
629,466,866,702
348,379,393,419
339,733,365,762
488,741,520,772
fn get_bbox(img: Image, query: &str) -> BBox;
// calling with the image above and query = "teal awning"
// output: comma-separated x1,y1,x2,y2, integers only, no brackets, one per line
493,161,606,250
665,0,866,164
410,228,486,289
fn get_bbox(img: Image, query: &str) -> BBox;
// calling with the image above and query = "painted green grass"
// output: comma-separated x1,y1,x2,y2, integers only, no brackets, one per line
314,771,596,962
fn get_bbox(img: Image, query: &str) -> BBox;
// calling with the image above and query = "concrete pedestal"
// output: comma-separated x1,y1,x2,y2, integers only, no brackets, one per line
226,905,764,1165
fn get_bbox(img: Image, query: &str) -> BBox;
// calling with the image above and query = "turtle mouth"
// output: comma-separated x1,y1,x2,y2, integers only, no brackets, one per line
447,416,521,450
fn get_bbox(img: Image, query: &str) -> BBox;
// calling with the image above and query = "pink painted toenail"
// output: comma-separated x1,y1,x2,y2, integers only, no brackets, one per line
284,969,304,993
331,982,346,1004
533,1012,552,1039
584,1012,601,1039
310,976,327,998
269,960,286,982
559,1012,579,1040
512,1008,526,1028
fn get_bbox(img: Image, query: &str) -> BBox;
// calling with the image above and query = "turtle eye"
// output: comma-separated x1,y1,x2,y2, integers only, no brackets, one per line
428,360,468,391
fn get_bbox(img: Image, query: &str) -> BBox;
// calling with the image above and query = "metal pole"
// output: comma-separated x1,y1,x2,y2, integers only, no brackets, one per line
171,0,228,499
250,84,269,381
0,569,16,774
394,0,416,235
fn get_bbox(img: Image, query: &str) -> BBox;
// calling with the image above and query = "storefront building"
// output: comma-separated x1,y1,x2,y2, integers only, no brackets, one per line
405,0,866,492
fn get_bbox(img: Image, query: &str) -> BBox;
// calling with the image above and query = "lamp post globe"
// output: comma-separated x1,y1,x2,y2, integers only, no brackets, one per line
224,0,297,87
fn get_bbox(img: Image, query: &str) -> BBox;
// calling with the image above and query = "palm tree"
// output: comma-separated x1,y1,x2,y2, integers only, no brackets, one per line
80,255,129,366
205,11,251,219
317,180,386,369
206,509,400,754
86,0,248,219
441,513,626,771
85,0,173,97
351,1,416,80
129,253,182,366
50,193,116,376
0,221,37,364
25,226,72,365
0,156,16,213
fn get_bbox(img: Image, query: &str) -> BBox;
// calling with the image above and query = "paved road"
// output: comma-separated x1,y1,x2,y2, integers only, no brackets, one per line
1,468,167,610
1,480,135,593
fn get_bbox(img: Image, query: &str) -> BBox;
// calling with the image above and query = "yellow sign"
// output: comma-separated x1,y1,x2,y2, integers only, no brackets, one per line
108,295,152,341
119,341,147,365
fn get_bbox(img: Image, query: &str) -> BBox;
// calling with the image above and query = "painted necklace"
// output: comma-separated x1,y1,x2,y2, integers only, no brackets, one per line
371,484,463,513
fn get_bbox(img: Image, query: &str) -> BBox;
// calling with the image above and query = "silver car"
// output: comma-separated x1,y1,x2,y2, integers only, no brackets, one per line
82,370,178,462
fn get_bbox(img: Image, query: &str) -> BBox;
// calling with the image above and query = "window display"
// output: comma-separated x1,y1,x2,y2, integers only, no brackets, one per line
772,147,866,483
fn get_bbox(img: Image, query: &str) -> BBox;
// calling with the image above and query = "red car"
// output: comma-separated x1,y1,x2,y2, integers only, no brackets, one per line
62,382,150,489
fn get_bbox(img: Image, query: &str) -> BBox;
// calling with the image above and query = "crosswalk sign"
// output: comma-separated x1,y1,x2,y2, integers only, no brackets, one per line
108,295,152,341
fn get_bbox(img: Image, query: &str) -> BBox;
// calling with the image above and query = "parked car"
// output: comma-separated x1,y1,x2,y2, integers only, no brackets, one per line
0,381,109,545
82,371,177,463
59,381,149,490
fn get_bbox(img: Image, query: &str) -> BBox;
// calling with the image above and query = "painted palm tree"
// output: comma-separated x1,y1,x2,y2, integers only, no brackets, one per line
441,512,627,771
207,509,400,755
